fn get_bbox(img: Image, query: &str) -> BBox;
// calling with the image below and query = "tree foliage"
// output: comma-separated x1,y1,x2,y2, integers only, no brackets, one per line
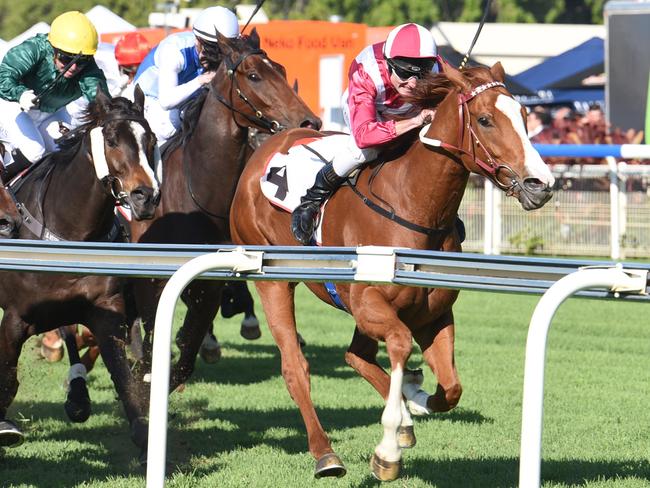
0,0,606,42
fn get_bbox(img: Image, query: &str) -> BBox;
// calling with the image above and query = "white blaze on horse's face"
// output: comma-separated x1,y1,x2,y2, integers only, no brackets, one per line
495,95,555,187
129,122,160,194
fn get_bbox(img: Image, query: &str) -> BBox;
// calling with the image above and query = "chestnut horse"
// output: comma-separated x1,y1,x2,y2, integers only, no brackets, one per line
0,88,159,456
230,63,554,480
128,29,319,389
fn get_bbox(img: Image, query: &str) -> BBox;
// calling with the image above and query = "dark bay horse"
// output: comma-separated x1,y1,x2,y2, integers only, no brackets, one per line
230,62,554,480
0,185,19,238
129,29,319,389
0,87,159,454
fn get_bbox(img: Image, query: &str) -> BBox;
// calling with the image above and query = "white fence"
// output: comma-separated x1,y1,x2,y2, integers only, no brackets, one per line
461,159,650,259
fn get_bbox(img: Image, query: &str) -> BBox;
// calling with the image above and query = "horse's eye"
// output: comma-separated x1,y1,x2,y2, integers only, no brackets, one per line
477,115,492,127
248,72,261,81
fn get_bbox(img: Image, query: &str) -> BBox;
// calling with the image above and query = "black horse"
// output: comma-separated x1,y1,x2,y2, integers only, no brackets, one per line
0,86,159,457
128,29,320,391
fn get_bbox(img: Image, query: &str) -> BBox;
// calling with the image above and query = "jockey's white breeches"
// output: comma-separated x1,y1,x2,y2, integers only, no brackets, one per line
0,96,87,165
143,96,181,147
328,99,378,177
327,133,378,177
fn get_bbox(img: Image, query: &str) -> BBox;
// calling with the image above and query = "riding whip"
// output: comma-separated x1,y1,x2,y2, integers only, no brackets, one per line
31,51,85,107
459,0,492,70
241,0,267,35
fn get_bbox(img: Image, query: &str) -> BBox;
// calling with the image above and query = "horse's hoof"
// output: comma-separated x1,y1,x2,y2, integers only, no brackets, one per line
138,447,147,467
199,334,221,364
314,452,346,478
64,377,91,423
0,420,24,447
40,336,64,363
370,453,401,481
130,416,149,449
398,425,416,449
240,315,261,340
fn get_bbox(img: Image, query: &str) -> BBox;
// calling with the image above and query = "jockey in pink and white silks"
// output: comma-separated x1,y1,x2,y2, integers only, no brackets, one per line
291,23,441,245
133,6,239,147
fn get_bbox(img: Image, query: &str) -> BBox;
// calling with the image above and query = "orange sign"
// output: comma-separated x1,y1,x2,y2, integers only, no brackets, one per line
101,21,373,116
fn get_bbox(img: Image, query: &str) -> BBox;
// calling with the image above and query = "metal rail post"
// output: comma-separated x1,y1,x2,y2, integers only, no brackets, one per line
518,266,647,488
146,249,263,488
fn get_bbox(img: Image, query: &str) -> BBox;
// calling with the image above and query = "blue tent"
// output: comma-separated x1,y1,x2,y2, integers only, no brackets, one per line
514,37,604,91
515,87,604,106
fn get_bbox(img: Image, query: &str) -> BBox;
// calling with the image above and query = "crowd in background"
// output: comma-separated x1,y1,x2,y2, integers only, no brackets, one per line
526,104,646,165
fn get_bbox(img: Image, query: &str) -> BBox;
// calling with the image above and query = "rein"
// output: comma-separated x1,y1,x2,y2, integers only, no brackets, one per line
210,49,283,134
419,80,521,193
186,47,285,221
184,139,249,221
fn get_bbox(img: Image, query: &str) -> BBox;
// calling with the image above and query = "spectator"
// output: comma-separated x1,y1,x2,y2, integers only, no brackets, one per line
527,106,553,143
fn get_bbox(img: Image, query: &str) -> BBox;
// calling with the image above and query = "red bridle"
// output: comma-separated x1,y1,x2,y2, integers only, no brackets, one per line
419,80,522,192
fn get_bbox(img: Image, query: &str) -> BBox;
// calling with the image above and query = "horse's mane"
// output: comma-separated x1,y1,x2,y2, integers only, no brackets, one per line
161,34,271,160
405,65,495,110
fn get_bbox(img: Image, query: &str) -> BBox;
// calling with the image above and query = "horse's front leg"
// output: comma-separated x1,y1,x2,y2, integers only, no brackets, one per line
171,281,222,389
130,277,164,383
0,310,29,447
344,327,416,449
87,301,148,459
351,286,413,482
412,309,462,413
256,280,346,478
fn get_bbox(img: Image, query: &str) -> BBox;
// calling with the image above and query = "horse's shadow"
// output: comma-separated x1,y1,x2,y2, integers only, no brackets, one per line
193,340,434,385
192,341,358,384
3,392,493,486
370,457,650,488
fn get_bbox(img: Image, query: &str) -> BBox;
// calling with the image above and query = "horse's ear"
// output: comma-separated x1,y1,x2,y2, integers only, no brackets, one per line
248,27,261,49
490,62,506,83
133,84,145,114
94,85,111,114
214,29,234,56
445,63,471,92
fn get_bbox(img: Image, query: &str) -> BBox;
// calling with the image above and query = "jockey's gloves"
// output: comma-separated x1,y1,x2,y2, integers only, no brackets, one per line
19,90,37,111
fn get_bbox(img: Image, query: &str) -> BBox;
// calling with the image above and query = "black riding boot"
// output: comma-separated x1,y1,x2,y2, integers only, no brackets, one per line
1,149,32,185
291,162,345,245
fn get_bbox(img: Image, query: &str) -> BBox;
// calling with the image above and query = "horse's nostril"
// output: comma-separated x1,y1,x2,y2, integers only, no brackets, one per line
300,118,322,130
130,188,151,205
523,178,547,192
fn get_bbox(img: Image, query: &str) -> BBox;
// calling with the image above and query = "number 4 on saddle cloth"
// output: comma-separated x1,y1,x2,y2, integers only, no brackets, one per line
260,135,340,246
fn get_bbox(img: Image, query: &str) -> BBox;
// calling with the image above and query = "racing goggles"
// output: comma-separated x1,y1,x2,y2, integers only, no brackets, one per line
387,57,438,81
55,50,93,68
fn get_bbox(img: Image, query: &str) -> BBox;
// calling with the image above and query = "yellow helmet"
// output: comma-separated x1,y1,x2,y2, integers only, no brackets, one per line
48,11,98,55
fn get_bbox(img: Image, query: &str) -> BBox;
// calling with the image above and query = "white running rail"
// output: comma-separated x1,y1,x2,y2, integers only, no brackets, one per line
518,266,648,488
146,249,265,488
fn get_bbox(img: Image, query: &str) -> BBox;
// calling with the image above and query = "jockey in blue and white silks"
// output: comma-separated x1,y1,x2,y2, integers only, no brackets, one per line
133,6,240,146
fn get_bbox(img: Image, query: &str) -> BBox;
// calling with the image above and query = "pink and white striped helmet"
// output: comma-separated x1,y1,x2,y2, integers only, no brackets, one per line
383,23,437,60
